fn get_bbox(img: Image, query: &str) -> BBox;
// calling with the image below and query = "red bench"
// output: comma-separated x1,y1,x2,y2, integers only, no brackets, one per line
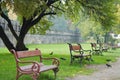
11,49,59,80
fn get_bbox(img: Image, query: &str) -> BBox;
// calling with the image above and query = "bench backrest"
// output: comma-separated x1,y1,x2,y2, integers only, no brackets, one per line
91,43,96,47
91,43,102,51
11,49,41,59
70,45,81,51
67,43,82,51
91,43,97,49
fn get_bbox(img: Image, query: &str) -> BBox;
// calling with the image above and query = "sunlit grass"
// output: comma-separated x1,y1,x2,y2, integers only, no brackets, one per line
0,43,120,80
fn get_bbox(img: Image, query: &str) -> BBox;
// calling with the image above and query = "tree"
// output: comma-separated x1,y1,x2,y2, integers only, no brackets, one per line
0,0,118,51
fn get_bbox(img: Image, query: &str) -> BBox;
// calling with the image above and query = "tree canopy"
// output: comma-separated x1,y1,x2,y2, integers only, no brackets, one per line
0,0,119,51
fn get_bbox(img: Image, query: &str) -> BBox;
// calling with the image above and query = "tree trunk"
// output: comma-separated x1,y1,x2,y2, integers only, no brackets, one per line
0,25,28,51
15,25,29,51
16,39,28,51
0,26,15,51
15,31,28,51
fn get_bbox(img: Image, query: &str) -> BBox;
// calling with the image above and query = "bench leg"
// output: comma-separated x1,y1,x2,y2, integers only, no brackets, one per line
53,68,59,79
86,55,94,64
16,71,22,80
92,51,95,55
32,73,39,80
79,57,84,65
70,58,74,64
70,55,74,64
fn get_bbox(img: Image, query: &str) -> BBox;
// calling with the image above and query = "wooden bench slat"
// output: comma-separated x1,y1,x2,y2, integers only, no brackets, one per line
40,65,58,72
20,63,44,71
71,46,81,50
17,50,41,58
20,64,57,72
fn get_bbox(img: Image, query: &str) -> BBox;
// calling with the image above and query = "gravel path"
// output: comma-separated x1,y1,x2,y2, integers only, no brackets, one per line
66,58,120,80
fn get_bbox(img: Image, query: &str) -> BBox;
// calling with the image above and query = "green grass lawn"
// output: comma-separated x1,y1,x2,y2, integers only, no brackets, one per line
0,43,120,80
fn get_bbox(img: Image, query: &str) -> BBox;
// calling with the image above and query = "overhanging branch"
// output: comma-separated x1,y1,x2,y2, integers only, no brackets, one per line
27,0,60,30
0,6,18,40
51,5,65,12
44,12,56,16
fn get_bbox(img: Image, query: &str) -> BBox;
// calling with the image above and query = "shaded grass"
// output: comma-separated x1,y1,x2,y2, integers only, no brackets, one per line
0,43,120,80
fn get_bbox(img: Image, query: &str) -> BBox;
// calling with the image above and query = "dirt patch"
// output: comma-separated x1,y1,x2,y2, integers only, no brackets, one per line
66,58,120,80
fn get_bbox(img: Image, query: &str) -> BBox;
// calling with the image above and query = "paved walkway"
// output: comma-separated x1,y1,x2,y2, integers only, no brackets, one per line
66,58,120,80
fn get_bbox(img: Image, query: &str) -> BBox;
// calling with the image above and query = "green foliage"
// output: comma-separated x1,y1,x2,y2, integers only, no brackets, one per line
30,17,53,34
12,0,47,19
1,0,119,35
113,4,120,34
75,0,120,40
82,0,117,29
64,1,83,22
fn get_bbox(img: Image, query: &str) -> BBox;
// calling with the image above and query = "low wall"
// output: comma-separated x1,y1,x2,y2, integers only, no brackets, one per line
25,31,81,44
0,31,81,47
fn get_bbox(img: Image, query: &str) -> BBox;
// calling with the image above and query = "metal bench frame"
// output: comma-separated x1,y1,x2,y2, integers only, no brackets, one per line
67,43,93,65
90,43,102,55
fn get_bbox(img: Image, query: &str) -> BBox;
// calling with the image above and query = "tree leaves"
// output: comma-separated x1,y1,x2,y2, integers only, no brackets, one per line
81,0,117,29
30,17,53,34
1,0,119,34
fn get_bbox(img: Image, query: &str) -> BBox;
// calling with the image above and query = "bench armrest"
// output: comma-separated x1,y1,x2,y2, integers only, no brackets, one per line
42,58,60,66
82,49,91,53
79,50,92,56
18,60,40,73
